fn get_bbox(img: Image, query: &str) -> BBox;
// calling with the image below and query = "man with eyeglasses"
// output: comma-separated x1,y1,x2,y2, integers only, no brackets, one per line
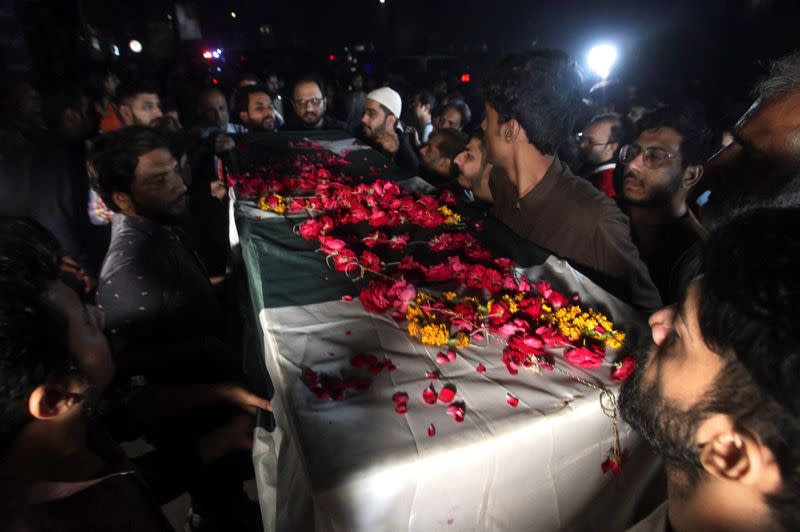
618,105,714,303
577,112,627,198
289,76,345,131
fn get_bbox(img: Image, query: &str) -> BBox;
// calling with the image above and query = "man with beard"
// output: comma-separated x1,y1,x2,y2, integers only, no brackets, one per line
360,87,419,174
454,132,494,205
483,50,661,312
419,128,467,185
619,105,713,303
699,51,800,226
577,112,626,198
235,85,277,131
117,82,163,128
90,127,222,349
620,206,800,532
289,76,345,130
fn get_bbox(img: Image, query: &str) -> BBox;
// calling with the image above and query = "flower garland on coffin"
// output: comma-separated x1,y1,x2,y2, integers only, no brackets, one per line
239,154,634,475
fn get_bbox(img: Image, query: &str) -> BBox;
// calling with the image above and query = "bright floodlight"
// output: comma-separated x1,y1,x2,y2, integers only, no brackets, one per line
587,44,617,79
128,40,142,53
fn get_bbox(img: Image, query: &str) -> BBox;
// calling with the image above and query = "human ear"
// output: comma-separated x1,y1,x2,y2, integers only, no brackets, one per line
118,104,133,126
683,165,704,190
697,414,779,492
111,191,133,213
28,382,78,420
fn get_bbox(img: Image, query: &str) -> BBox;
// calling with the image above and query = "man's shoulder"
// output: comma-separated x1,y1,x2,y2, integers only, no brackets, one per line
556,165,625,220
626,501,669,532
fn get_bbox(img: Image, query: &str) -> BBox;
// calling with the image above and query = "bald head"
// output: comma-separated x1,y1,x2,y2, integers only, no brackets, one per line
197,88,229,129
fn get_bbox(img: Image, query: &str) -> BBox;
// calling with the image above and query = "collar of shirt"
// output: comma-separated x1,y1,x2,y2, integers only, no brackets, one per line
516,156,567,210
112,212,159,237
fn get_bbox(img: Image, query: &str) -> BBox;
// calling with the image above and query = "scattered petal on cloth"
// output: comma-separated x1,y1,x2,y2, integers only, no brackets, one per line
475,363,486,373
506,393,519,407
435,352,450,364
302,368,318,383
392,392,409,404
427,423,436,437
395,404,408,414
438,386,456,404
341,295,353,301
611,356,636,382
446,403,465,422
422,385,438,405
446,350,457,362
425,370,440,380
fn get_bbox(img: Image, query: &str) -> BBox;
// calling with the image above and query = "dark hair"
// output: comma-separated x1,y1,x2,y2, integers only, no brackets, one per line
414,89,436,110
88,127,170,212
430,128,468,160
234,85,271,116
116,80,160,107
485,50,582,155
587,112,626,144
439,101,472,129
698,206,800,530
636,105,713,168
466,127,487,158
238,73,261,84
0,218,71,453
0,217,61,291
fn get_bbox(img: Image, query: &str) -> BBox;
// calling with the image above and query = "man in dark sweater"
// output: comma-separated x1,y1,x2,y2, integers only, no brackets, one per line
483,51,661,312
618,105,714,303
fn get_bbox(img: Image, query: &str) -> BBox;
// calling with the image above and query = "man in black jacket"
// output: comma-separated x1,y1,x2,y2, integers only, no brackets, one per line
359,87,419,175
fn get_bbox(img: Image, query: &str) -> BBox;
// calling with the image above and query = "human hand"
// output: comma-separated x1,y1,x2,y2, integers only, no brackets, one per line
59,256,97,294
376,130,400,155
210,179,227,200
405,126,420,148
212,383,272,415
195,413,255,464
215,134,236,154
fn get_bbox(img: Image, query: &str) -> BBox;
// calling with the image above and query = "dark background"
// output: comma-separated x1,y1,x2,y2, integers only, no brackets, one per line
3,0,800,128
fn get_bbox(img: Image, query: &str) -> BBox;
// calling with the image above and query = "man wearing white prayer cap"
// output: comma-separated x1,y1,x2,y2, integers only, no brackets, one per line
361,87,419,174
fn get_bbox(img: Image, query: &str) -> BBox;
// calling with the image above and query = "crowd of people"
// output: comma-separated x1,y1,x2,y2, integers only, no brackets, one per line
1,43,800,531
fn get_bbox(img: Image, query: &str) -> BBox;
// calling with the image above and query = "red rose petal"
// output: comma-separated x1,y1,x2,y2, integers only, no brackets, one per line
392,392,409,404
351,355,369,368
365,354,379,366
506,393,519,407
476,364,486,373
302,368,318,383
345,330,352,336
342,295,353,301
427,423,436,437
447,350,457,362
425,370,440,380
435,352,450,364
395,404,408,414
446,404,466,422
367,366,383,376
438,386,456,403
422,385,438,405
